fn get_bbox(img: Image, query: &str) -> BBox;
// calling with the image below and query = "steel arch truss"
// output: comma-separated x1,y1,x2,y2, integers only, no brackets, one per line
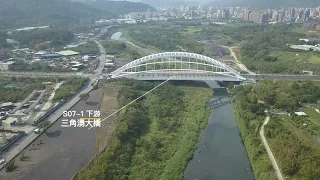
110,52,246,81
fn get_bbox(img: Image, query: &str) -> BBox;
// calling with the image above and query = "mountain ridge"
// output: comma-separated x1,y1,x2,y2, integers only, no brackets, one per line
0,0,154,29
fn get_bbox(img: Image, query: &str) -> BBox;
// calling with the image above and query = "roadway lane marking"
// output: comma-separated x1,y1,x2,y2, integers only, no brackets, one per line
91,76,175,129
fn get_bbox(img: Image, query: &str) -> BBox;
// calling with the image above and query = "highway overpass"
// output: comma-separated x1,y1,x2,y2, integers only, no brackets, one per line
243,74,320,81
0,71,85,78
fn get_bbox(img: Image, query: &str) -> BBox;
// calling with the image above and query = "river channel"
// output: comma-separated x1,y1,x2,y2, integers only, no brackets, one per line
184,81,255,180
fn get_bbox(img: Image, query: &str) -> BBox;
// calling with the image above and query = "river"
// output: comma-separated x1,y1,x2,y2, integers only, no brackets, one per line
184,81,255,180
109,31,255,179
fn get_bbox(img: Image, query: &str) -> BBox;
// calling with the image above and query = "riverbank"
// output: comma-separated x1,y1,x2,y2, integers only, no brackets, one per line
231,93,277,180
73,80,212,180
229,81,320,180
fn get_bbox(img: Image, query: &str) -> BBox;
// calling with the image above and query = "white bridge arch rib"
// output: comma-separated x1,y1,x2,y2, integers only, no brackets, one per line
110,52,246,81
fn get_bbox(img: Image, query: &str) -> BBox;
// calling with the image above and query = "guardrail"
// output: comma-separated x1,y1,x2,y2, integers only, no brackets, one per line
0,132,26,155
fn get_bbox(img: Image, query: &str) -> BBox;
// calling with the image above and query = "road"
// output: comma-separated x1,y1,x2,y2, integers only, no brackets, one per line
260,116,284,180
0,71,83,78
111,32,155,54
93,40,107,76
243,74,320,81
220,45,255,75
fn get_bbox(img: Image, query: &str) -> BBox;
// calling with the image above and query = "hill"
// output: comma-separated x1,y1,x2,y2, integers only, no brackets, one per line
0,0,154,30
211,0,320,9
0,0,112,29
84,0,155,14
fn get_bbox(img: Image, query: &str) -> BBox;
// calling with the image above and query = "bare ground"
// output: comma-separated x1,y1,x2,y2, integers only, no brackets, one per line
94,84,119,153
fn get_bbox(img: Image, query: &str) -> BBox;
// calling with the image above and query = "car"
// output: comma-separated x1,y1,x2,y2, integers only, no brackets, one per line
34,128,41,134
0,158,5,165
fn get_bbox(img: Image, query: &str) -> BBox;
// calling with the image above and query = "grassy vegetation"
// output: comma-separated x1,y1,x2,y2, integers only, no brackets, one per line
0,77,54,103
200,23,320,73
124,24,204,54
5,160,17,172
74,79,212,180
181,26,202,36
293,27,320,35
308,55,320,64
53,77,88,101
9,28,74,48
230,81,320,180
303,107,320,126
265,116,320,180
102,40,144,61
69,41,100,55
232,100,276,180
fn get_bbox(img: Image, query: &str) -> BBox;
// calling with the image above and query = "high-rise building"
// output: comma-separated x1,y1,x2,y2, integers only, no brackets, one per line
229,7,234,15
302,9,310,22
272,11,278,20
285,7,295,17
243,10,251,21
247,11,268,24
277,10,285,22
222,9,230,19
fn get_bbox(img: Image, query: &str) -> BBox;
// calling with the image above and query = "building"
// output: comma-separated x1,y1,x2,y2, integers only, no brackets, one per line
222,9,230,19
0,50,7,60
294,112,308,117
248,11,268,24
0,102,15,111
243,10,251,21
71,63,83,71
0,61,15,71
56,50,80,57
40,54,62,59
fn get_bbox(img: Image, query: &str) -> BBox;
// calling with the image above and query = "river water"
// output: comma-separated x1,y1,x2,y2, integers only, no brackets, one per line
184,81,255,180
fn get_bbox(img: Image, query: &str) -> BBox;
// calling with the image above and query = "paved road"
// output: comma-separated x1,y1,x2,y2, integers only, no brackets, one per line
260,116,284,180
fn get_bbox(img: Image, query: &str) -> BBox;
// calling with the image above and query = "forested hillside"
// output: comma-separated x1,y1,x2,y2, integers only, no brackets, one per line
0,0,154,29
0,0,111,29
10,28,74,48
84,0,155,15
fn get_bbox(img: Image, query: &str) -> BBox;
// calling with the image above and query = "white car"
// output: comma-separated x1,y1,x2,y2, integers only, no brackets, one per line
34,128,41,134
0,158,5,165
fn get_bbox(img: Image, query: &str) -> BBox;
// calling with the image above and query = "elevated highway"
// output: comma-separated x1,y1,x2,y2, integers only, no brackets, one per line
0,71,84,78
243,74,320,81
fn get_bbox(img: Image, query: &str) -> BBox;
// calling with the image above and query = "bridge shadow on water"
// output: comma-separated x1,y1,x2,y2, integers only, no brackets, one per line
206,86,231,110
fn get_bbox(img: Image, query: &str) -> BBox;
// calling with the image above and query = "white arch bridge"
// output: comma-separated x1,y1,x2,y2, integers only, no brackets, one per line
110,52,247,82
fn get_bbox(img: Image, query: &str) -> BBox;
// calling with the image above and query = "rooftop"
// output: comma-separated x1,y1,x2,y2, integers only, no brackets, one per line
1,102,13,107
0,61,15,65
295,112,308,116
56,50,80,56
41,54,62,58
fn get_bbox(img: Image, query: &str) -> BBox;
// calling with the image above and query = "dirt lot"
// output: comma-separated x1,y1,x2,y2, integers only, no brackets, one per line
94,84,119,154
